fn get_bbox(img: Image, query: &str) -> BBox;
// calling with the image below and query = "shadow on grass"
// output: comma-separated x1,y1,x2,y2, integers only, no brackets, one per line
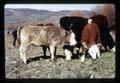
27,53,80,64
27,55,66,64
100,49,111,53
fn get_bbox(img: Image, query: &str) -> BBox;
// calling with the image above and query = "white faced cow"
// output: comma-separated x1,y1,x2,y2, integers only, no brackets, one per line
17,25,77,64
79,19,101,62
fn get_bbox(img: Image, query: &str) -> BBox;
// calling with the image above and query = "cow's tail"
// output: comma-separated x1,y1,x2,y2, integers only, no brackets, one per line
16,26,23,47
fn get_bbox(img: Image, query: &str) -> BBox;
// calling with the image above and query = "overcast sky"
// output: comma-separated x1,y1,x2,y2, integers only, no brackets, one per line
5,4,104,11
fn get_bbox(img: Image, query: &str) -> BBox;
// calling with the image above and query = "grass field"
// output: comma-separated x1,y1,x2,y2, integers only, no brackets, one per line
5,34,115,79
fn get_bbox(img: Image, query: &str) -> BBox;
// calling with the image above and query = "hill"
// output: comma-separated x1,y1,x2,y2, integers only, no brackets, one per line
5,8,94,29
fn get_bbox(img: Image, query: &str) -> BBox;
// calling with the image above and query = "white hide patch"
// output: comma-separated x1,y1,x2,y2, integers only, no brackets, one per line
111,46,115,53
82,42,87,49
88,44,99,59
88,19,93,24
64,49,72,60
70,32,77,46
80,54,85,62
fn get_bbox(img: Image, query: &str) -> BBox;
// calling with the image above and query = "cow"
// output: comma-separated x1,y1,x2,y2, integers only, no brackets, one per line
60,15,115,53
12,23,55,56
12,23,55,44
79,19,102,62
60,16,88,48
17,25,77,64
90,15,115,52
60,16,89,58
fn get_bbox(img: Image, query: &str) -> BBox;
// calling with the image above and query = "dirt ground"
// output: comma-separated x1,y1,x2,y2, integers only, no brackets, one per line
5,34,115,79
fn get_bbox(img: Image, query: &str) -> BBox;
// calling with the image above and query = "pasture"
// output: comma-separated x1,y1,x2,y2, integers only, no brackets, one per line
5,34,115,79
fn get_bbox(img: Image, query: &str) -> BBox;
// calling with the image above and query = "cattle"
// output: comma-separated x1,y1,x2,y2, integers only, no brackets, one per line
17,25,77,64
79,19,101,62
60,16,89,59
12,23,55,57
90,15,115,52
60,15,115,53
60,16,88,48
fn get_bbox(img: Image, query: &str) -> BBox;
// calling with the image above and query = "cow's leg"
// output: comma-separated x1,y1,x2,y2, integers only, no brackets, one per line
13,31,17,47
50,44,55,61
63,45,72,60
13,38,15,46
80,47,86,62
97,50,100,58
64,49,72,60
20,44,27,64
54,47,57,57
80,54,85,62
42,46,47,56
13,36,17,47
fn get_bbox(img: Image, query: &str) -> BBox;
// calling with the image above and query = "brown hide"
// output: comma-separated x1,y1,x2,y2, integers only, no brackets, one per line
19,25,70,47
81,23,101,49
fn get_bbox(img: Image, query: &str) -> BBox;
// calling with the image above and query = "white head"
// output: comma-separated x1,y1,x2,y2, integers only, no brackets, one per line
88,44,100,59
69,30,77,46
88,19,93,24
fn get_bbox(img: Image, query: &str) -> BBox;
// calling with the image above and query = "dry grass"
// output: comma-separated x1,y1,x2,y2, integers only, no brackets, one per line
5,34,115,79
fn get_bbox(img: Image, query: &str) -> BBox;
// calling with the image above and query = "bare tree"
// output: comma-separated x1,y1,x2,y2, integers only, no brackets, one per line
91,4,115,27
70,10,84,17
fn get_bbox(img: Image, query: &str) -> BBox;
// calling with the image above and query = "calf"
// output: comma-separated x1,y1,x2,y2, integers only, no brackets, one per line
17,25,77,64
79,19,101,62
14,23,55,56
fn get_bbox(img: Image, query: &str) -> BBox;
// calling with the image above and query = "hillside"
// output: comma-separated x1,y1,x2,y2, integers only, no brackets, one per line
5,8,94,29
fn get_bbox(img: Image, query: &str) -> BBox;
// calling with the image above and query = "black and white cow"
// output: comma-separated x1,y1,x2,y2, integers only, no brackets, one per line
60,15,115,53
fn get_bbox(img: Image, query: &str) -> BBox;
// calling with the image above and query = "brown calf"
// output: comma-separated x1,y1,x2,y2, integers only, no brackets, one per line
80,19,101,62
17,25,77,64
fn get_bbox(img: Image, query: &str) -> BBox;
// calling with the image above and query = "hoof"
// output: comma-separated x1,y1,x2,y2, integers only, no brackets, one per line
65,58,71,61
23,60,27,64
80,56,85,62
47,59,57,62
80,60,85,63
89,74,95,78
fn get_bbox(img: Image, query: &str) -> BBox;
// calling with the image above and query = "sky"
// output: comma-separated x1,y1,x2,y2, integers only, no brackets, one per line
4,4,104,11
